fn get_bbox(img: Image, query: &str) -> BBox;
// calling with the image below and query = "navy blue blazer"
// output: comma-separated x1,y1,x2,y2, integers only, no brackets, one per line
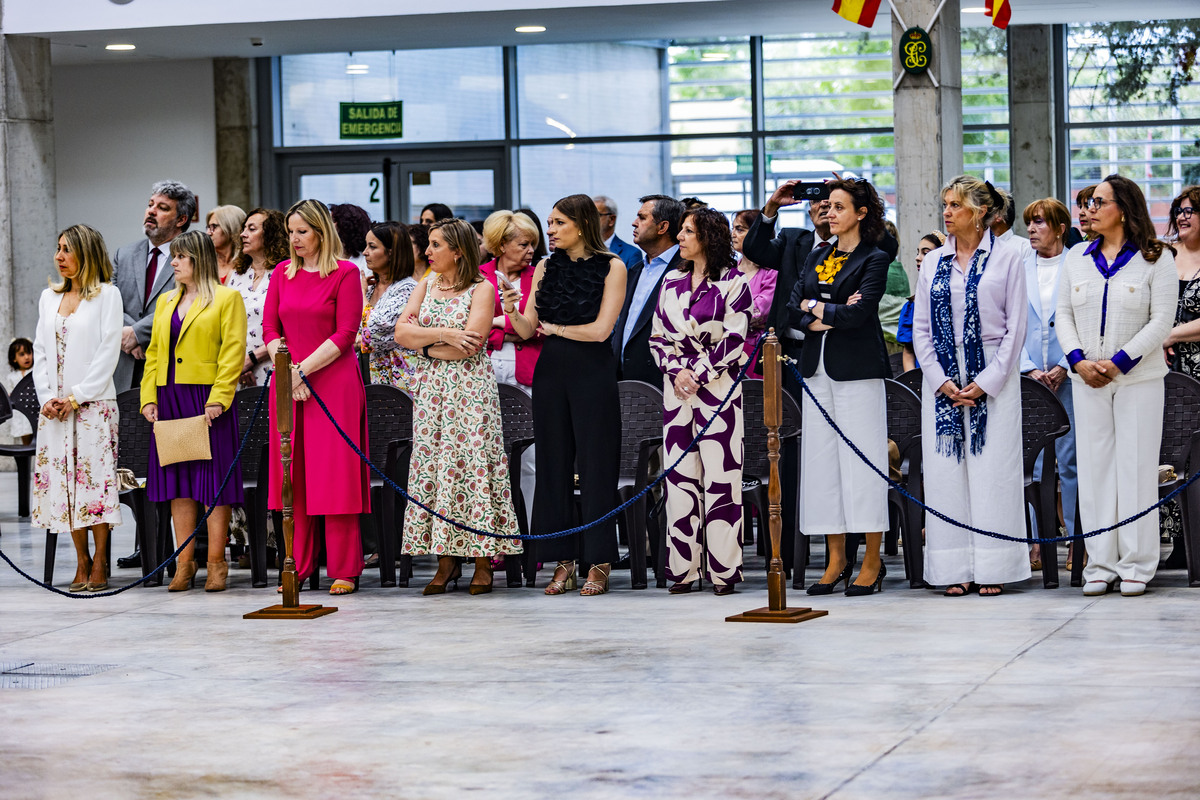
609,235,642,270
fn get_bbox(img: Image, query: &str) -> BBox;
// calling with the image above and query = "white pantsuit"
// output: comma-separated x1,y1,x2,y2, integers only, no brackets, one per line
1072,378,1164,583
1055,240,1177,587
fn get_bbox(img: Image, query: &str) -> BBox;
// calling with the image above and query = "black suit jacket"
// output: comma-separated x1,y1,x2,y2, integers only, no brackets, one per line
613,250,683,384
740,214,816,338
788,244,892,382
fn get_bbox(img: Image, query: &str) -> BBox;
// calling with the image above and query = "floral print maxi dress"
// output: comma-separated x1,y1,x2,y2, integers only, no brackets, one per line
401,288,522,557
32,315,122,533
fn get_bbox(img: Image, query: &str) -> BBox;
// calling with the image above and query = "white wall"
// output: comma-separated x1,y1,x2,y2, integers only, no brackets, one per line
53,59,217,258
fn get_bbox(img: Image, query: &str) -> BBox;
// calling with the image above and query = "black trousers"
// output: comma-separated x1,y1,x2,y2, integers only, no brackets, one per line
531,337,621,566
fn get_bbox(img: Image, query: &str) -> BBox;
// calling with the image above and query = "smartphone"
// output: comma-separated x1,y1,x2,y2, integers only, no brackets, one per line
497,272,516,292
792,181,831,202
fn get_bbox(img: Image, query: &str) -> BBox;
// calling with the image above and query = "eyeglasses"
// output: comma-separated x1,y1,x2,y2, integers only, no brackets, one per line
1085,197,1112,211
1172,206,1196,220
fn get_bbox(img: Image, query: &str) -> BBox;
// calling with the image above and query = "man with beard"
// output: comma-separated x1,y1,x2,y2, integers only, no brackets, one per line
111,180,197,392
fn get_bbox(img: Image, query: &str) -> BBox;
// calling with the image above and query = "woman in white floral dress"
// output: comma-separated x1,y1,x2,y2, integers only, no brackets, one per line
32,224,124,591
228,207,289,387
395,218,522,595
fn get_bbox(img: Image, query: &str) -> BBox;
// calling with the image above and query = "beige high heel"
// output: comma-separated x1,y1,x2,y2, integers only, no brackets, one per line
169,560,198,592
544,561,577,595
580,563,611,596
205,561,228,592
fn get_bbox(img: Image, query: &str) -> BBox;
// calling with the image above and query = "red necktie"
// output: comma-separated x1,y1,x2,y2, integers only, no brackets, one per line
144,248,159,307
817,241,831,249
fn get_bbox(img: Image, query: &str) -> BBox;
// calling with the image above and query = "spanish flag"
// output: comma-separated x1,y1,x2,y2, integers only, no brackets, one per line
832,0,882,28
985,0,1011,29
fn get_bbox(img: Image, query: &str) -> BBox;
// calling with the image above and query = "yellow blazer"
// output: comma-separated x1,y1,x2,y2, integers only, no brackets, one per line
140,285,247,412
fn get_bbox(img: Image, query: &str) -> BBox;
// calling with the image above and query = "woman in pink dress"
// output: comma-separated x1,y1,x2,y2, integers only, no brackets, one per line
732,209,776,377
263,199,370,595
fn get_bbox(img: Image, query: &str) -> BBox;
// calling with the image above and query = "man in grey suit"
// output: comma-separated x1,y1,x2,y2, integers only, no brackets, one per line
593,194,642,270
112,179,196,392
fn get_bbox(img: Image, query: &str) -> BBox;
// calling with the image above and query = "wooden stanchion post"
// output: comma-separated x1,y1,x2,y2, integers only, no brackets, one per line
727,329,827,624
245,340,337,620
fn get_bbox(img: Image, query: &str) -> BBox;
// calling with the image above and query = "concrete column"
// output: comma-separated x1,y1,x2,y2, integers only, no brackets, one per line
213,58,257,210
892,0,962,284
0,35,56,345
1007,24,1056,209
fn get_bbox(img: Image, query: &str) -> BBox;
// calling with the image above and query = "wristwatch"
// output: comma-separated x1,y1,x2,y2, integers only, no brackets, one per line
806,299,818,311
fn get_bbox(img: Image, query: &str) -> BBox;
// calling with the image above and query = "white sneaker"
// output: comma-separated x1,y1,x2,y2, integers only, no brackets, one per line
1119,580,1146,597
1083,580,1111,596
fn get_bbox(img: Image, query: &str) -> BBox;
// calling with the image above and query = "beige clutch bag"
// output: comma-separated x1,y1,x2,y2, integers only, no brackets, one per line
154,415,212,466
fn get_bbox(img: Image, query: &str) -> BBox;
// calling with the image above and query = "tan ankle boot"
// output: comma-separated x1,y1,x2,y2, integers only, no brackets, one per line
168,560,197,592
204,561,228,592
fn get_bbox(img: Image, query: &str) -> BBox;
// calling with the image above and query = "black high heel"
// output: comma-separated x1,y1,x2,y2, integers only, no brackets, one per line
845,563,886,596
807,564,852,596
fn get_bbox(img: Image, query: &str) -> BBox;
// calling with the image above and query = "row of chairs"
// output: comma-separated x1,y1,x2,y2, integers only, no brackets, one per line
6,365,1200,590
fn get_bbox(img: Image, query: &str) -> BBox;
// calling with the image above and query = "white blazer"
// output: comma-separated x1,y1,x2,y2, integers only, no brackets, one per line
32,284,123,407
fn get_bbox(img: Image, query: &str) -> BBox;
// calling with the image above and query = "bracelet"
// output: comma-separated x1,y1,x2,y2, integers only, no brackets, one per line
248,350,259,366
423,344,434,359
67,395,80,411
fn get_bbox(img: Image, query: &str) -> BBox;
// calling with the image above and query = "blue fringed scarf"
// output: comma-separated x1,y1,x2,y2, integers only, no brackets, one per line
929,231,994,462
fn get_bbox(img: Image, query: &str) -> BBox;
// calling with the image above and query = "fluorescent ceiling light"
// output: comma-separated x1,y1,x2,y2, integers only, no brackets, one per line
961,6,987,12
515,25,546,33
105,44,136,51
701,52,731,61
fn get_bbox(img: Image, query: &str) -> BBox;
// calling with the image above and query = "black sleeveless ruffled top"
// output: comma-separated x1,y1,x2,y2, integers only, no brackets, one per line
536,250,610,326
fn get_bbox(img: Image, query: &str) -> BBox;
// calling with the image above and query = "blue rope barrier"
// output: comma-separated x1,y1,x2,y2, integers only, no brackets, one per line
299,334,767,541
0,374,273,597
786,359,1198,544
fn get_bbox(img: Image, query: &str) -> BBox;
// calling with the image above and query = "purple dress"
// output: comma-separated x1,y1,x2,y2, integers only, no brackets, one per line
146,309,244,505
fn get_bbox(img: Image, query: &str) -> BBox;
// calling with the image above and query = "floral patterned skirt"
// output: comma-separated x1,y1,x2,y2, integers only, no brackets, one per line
32,400,123,533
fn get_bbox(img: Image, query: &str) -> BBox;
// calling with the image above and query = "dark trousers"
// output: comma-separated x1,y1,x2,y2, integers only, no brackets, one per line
532,337,621,566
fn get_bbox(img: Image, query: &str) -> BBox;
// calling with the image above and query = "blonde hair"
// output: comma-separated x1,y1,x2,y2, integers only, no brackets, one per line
430,219,483,292
941,175,1005,231
169,230,221,311
284,199,340,278
482,210,540,257
206,205,246,264
52,224,112,300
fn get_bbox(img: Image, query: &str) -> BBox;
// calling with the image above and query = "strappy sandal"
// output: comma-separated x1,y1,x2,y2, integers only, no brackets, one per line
544,561,576,595
978,584,1003,596
580,563,611,596
329,578,358,595
943,582,977,597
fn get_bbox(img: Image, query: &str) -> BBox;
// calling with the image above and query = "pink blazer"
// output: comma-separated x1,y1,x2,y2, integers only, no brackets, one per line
480,259,544,387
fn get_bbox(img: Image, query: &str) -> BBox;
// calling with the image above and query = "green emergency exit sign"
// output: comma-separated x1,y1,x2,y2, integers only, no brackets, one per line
339,101,403,139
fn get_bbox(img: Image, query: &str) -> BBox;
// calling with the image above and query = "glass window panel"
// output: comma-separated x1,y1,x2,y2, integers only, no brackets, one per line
961,28,1009,126
407,169,495,225
518,43,666,139
762,33,893,132
1067,23,1200,125
669,39,752,135
963,128,1011,189
280,49,503,146
517,142,666,235
1069,125,1200,233
765,134,896,228
298,172,384,223
672,138,753,214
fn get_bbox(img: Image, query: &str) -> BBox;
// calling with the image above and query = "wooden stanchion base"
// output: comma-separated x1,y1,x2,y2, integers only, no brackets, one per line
725,606,828,624
244,604,338,620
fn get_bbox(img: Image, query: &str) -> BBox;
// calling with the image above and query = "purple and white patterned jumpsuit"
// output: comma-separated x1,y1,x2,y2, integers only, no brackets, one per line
650,268,753,587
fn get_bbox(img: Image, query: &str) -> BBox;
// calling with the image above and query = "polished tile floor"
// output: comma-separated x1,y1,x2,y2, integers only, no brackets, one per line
1,479,1199,800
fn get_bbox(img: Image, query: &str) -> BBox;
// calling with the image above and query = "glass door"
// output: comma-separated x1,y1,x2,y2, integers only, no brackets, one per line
394,157,503,225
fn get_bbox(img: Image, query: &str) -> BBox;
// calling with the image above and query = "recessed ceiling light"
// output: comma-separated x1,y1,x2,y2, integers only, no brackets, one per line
515,25,546,33
105,43,136,51
346,64,369,74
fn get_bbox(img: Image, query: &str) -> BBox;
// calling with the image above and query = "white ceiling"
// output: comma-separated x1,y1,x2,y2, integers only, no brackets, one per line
15,0,1196,66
